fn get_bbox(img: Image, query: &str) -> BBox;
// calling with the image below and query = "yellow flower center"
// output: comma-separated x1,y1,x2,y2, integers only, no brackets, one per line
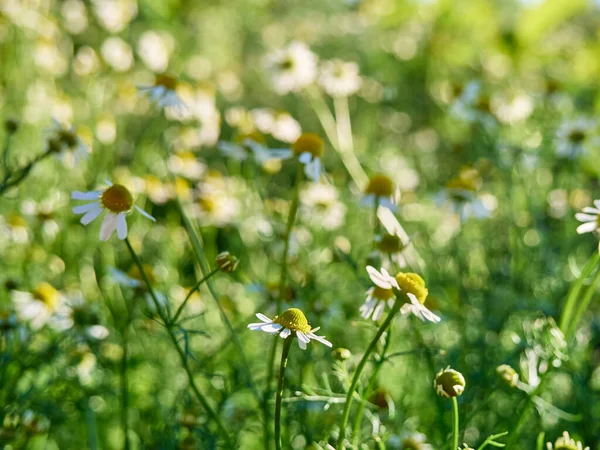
445,177,477,193
365,174,394,197
395,272,428,304
32,282,59,309
273,308,312,333
376,233,404,254
292,133,324,158
155,74,177,91
101,184,133,213
372,286,394,300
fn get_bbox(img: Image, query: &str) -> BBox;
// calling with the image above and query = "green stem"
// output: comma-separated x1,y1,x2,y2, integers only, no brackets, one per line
566,258,600,339
505,376,548,448
278,162,303,310
263,337,278,450
171,268,219,324
452,397,459,450
124,238,233,446
2,133,11,176
559,251,600,333
275,337,293,450
351,327,391,445
0,149,52,195
337,294,404,449
120,327,130,450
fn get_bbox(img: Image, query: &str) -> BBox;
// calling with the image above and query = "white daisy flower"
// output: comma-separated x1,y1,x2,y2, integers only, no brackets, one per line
318,59,362,97
361,174,397,211
72,180,155,241
283,133,325,182
555,118,595,159
12,282,69,330
137,73,186,110
46,119,90,167
575,200,600,235
546,431,589,450
435,169,493,221
50,292,109,340
375,217,410,269
398,432,434,450
248,308,332,350
264,41,318,95
363,266,441,323
450,81,496,128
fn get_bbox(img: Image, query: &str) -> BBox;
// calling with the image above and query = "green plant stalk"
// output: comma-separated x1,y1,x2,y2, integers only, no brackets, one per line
505,375,549,449
452,397,459,450
567,261,600,339
120,327,130,450
476,431,508,450
536,432,545,450
559,251,600,333
0,149,53,194
337,294,405,449
124,238,233,446
171,268,219,324
373,196,380,237
275,337,293,450
351,327,392,444
2,133,11,177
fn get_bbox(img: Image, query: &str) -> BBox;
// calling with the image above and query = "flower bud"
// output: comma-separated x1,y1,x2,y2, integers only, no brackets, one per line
215,251,239,273
434,367,466,398
332,348,351,361
496,364,518,388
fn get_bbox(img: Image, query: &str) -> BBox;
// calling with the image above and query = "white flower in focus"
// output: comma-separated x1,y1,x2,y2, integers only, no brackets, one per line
575,200,600,235
248,308,332,350
318,59,362,97
546,432,589,450
264,42,318,95
555,118,595,159
71,180,155,241
12,283,68,330
361,268,396,321
46,119,90,167
138,74,185,110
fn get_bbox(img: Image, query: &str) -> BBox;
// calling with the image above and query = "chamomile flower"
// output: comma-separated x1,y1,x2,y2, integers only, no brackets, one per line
362,267,440,323
138,73,185,110
434,366,466,398
450,81,496,128
248,308,332,350
46,119,90,166
72,180,155,241
264,41,318,95
575,201,600,237
436,168,492,221
374,216,410,269
555,118,594,159
546,432,589,450
318,59,362,97
399,432,434,450
291,132,324,181
362,174,397,211
12,282,69,330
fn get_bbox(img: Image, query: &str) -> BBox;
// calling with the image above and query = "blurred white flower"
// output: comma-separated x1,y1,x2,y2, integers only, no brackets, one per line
575,200,600,238
300,183,346,230
435,170,494,221
252,109,302,143
450,81,496,128
555,118,595,159
219,134,291,164
318,59,362,97
12,283,68,330
137,30,174,73
264,42,318,95
138,74,185,110
168,151,206,180
92,0,137,33
61,0,88,34
71,180,155,241
46,119,90,167
398,432,434,450
248,308,332,350
362,174,397,211
101,37,133,72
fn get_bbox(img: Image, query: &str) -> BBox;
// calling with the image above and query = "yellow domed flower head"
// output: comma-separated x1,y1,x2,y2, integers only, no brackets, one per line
546,432,589,450
137,73,185,109
291,133,324,182
434,367,466,398
396,271,440,323
248,307,332,350
72,180,155,241
363,174,396,210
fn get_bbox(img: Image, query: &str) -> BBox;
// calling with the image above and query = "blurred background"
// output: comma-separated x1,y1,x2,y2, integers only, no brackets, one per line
2,0,600,448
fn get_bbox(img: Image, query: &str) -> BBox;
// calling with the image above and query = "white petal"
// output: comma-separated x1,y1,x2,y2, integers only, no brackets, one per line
304,158,321,182
582,207,600,214
72,190,102,200
261,323,283,333
80,206,104,225
296,331,310,343
73,202,101,215
308,333,332,347
298,152,312,164
279,328,291,339
366,266,396,289
360,299,376,319
372,301,386,321
298,338,307,350
577,221,598,234
594,199,600,210
255,313,272,323
575,213,597,222
135,205,156,222
116,213,128,240
99,212,118,241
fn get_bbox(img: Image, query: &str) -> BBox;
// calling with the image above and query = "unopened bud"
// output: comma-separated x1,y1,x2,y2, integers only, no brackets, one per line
496,364,518,388
332,348,351,361
434,367,466,398
215,251,239,273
